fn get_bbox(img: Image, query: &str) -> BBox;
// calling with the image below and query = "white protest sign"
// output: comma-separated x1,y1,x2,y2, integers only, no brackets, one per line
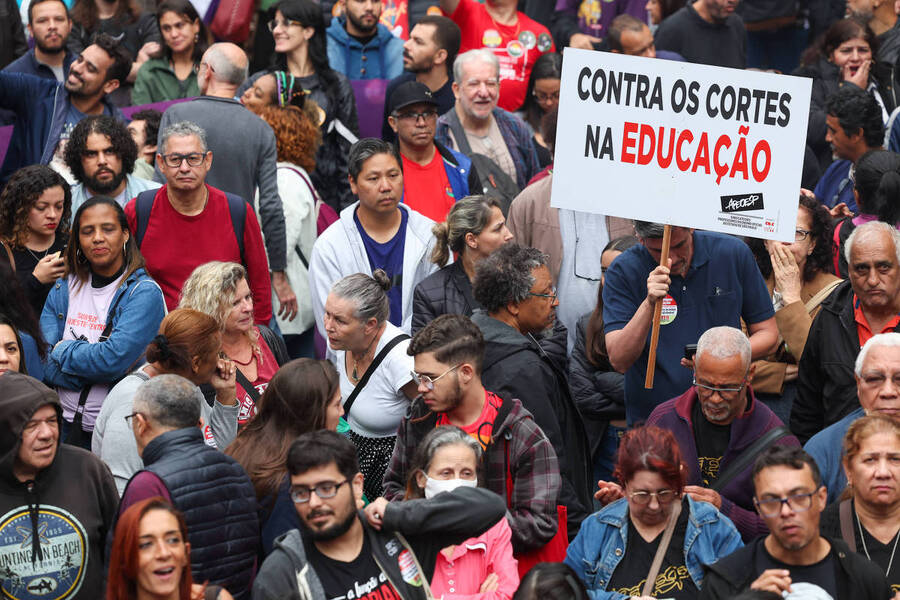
551,48,812,242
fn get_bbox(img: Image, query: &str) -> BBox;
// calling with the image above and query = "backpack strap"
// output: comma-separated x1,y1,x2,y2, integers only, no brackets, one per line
277,165,319,269
223,192,247,266
447,109,475,156
135,189,158,249
839,498,857,549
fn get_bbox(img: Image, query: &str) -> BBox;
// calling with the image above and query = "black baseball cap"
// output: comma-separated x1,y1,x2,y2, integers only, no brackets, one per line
388,81,439,115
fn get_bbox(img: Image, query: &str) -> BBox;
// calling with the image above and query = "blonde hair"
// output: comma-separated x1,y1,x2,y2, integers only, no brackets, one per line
430,195,501,267
178,261,260,355
841,414,900,499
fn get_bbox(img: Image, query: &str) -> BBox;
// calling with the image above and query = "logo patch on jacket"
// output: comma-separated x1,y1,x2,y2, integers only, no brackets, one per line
397,549,423,586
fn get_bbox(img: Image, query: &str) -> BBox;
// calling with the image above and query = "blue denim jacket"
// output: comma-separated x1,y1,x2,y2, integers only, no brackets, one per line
40,268,166,391
565,496,743,599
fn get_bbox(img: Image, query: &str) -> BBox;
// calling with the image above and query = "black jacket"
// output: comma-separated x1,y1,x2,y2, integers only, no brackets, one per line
471,311,592,537
699,536,892,600
569,314,625,459
793,280,900,444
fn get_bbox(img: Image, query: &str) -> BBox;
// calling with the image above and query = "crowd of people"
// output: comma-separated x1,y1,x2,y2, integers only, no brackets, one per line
5,0,900,599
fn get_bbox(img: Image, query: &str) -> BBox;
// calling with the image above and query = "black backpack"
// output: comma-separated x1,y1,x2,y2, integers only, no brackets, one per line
446,110,520,215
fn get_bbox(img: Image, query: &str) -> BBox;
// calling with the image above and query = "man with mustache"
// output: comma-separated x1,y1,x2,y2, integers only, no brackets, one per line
846,0,900,65
4,0,74,81
793,222,900,444
0,33,131,185
63,115,159,216
326,0,404,80
654,0,747,69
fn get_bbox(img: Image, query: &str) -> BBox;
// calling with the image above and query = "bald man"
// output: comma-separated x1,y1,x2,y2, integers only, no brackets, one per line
155,43,294,323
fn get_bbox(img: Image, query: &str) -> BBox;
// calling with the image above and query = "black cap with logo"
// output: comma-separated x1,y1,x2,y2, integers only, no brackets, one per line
388,81,439,115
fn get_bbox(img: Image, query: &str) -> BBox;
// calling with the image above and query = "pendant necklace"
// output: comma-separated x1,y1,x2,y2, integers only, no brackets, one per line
857,508,900,578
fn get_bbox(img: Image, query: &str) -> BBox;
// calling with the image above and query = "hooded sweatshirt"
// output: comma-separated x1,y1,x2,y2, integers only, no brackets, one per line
0,372,119,600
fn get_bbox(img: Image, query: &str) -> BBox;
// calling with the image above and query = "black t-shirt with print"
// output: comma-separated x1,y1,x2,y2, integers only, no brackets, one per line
754,542,838,599
305,534,400,600
691,399,731,486
607,497,698,599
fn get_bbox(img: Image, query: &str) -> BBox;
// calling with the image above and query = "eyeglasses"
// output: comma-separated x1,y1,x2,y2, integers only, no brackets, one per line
528,287,558,301
410,364,461,391
395,110,437,122
463,78,499,91
754,491,818,517
692,375,747,400
795,229,811,242
290,480,349,503
267,18,304,32
160,152,207,168
629,489,676,505
124,411,143,425
533,90,559,103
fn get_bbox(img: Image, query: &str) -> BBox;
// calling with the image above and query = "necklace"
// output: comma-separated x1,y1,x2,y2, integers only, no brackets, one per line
231,351,255,366
856,507,900,577
25,245,51,262
351,333,379,381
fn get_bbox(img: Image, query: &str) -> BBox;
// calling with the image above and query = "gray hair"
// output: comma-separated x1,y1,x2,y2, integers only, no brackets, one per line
695,326,752,371
160,121,208,154
416,426,483,473
330,270,391,324
133,374,201,430
453,48,500,84
633,220,667,238
473,243,547,312
855,332,900,376
844,220,900,267
204,43,248,85
347,137,402,180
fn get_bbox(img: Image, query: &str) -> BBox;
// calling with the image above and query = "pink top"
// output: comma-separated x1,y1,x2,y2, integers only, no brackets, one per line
430,519,519,600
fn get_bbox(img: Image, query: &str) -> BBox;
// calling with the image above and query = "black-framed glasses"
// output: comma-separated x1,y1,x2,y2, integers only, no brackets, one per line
410,364,461,391
629,489,676,505
395,110,437,122
528,287,558,301
754,491,818,517
794,229,811,242
290,480,349,503
692,374,747,400
124,411,143,425
160,152,207,168
267,17,304,32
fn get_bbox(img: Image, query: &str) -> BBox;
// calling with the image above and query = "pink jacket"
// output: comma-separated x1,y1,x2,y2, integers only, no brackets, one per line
430,519,520,599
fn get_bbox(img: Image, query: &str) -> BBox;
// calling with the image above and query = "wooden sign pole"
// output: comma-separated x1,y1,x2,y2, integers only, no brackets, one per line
644,224,672,389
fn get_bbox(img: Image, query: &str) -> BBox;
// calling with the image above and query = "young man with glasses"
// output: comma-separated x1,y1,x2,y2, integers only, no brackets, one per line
382,313,562,554
253,429,506,600
124,120,273,323
699,445,892,600
386,81,479,221
645,326,800,542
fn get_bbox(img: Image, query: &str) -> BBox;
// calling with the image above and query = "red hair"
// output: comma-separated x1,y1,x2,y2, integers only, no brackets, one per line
107,497,193,600
613,426,687,495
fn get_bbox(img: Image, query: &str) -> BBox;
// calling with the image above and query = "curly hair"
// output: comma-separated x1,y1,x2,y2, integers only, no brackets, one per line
257,105,320,173
0,165,71,248
63,115,138,184
472,243,547,313
746,194,834,282
67,196,145,290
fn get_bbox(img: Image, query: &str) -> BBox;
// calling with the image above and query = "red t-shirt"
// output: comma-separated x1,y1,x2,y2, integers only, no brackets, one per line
436,390,502,450
449,0,556,111
124,185,272,324
235,328,279,425
401,151,456,222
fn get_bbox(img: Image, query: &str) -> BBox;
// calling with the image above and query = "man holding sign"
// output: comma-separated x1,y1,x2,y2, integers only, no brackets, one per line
603,220,778,424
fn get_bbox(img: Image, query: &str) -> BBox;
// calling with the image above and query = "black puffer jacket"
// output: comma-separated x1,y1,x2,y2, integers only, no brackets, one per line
471,311,592,538
569,314,624,459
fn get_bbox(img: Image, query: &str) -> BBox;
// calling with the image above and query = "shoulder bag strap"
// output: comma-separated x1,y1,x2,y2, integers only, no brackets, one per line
446,109,475,156
135,189,158,250
343,333,410,417
235,368,261,403
839,498,857,549
832,219,845,275
711,426,791,492
641,499,682,597
804,279,843,314
278,165,318,269
1,239,15,272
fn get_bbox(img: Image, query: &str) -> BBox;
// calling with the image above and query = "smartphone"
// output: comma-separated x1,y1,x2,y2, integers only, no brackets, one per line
684,344,698,361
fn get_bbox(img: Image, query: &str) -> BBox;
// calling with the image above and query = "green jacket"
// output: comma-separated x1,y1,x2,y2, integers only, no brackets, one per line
132,57,199,105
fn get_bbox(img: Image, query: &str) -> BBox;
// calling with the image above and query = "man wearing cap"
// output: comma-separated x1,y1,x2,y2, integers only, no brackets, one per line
387,81,480,222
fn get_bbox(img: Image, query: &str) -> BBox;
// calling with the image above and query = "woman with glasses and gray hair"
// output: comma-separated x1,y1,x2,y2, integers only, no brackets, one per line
566,425,742,599
324,270,418,499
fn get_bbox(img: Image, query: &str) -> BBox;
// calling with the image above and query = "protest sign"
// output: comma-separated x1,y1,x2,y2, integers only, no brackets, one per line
551,48,812,243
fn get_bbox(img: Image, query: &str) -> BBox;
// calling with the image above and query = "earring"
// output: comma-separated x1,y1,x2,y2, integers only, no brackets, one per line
194,33,199,43
76,248,87,264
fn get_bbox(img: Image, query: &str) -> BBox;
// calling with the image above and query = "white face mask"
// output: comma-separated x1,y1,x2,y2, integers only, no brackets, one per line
423,475,477,499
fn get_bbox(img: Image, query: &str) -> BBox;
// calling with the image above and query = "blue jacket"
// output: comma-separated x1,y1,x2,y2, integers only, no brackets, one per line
0,71,125,183
565,496,743,599
40,267,165,391
813,158,856,212
440,142,473,201
325,17,404,80
3,48,76,80
805,406,864,504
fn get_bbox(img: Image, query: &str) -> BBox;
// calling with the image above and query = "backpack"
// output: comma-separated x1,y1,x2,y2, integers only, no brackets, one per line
134,188,248,266
446,110,520,215
277,166,337,268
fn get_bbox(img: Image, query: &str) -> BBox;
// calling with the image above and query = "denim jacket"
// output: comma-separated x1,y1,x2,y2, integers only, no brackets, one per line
40,268,166,391
565,496,743,599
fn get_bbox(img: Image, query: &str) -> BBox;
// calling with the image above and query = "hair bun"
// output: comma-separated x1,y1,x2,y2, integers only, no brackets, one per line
371,269,392,292
152,334,171,359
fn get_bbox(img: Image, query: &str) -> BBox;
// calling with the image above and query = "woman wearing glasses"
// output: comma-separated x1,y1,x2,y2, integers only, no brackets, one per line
566,425,742,599
93,308,240,494
324,270,418,500
820,415,900,591
745,193,840,425
520,52,561,169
